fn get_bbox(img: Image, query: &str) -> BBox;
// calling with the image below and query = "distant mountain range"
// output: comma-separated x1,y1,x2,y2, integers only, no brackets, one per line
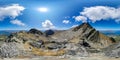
0,30,120,36
100,30,120,35
0,30,26,35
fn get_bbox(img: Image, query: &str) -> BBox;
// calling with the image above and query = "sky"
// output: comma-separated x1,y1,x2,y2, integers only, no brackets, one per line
0,0,120,30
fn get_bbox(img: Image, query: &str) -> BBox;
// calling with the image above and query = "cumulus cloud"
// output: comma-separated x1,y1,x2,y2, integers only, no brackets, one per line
0,4,25,21
80,6,120,23
63,20,70,24
42,20,55,29
74,16,87,22
10,19,26,26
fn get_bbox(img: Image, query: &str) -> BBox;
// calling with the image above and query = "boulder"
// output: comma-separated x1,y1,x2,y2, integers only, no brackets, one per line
29,40,44,48
47,43,65,50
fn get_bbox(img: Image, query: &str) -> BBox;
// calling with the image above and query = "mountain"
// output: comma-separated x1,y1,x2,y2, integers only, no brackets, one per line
0,30,26,35
44,29,55,37
0,31,11,35
0,23,116,58
100,30,120,35
51,23,115,48
28,28,43,35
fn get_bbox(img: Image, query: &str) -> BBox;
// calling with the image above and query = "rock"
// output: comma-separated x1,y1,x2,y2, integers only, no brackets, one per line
28,28,43,35
104,42,120,58
76,46,89,57
80,39,91,47
0,42,19,58
105,49,120,58
65,43,89,57
47,43,65,50
72,23,92,31
29,40,44,48
65,43,79,50
66,50,76,56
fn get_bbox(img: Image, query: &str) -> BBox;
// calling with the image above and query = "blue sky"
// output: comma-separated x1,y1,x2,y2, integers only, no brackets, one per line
0,0,120,30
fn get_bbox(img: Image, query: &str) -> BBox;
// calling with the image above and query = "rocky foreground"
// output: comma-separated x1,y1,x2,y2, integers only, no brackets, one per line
1,56,120,60
0,23,120,60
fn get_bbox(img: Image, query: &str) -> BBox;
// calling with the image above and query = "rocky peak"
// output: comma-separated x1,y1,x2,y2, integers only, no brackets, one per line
44,29,54,37
73,23,93,31
81,23,92,28
28,28,43,35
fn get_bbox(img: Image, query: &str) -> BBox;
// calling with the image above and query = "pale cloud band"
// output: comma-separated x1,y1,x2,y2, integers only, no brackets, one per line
10,19,26,26
63,20,70,24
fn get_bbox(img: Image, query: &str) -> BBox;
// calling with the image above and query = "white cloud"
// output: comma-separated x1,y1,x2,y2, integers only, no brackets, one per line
42,20,55,29
63,20,70,24
10,19,26,26
80,6,120,23
71,25,79,28
65,16,70,19
0,4,25,21
74,16,87,22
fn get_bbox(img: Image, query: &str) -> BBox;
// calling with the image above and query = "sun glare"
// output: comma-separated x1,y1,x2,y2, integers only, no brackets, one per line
38,7,48,12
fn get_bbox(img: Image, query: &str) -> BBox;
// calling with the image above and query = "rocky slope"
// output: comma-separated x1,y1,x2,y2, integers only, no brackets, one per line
104,41,120,58
0,23,116,58
52,23,115,48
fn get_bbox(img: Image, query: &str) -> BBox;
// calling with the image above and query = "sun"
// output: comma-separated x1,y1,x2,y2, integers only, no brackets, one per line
37,7,48,12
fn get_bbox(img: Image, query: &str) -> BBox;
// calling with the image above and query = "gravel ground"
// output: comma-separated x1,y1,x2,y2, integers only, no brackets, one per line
0,56,120,60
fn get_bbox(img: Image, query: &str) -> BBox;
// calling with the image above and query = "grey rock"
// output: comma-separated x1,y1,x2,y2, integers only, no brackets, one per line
47,43,63,50
0,42,19,58
29,40,44,48
65,43,89,57
67,50,76,55
104,42,120,58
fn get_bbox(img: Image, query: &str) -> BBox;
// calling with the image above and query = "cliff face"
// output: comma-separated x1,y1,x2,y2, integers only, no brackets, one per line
0,23,116,58
73,23,115,48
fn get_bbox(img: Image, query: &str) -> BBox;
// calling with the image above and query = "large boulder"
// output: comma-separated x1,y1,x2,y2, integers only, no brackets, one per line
46,42,66,50
29,40,44,48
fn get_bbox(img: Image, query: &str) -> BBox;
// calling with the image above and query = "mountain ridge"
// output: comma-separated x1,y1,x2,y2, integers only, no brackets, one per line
0,23,116,58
